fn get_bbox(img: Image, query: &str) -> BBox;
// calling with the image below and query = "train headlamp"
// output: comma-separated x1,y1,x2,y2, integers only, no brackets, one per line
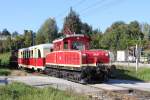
82,54,86,57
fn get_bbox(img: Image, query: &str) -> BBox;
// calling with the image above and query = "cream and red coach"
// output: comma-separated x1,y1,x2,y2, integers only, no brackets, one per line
18,44,53,71
45,34,112,83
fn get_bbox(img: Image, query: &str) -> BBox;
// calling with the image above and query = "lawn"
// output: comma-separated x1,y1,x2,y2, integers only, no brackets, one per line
114,66,150,82
0,52,11,66
0,68,11,76
0,82,88,100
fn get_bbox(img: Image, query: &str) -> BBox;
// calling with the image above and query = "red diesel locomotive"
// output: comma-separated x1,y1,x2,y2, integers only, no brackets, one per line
45,34,113,83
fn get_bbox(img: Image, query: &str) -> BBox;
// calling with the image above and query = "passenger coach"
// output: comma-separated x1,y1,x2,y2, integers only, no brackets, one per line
18,44,53,71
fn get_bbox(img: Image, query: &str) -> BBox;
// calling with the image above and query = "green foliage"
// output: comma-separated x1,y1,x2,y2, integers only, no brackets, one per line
1,28,11,36
90,32,103,49
0,52,11,65
0,82,87,100
13,34,25,49
3,36,12,52
114,66,150,81
63,8,82,34
81,22,93,35
141,23,150,40
0,68,11,75
36,18,58,44
99,21,144,50
24,30,34,47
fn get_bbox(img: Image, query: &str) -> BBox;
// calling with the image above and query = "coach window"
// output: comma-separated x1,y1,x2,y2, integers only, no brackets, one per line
25,51,27,58
21,52,22,58
28,51,30,58
38,49,41,58
23,51,25,58
23,52,24,58
25,51,26,58
26,51,27,58
31,50,33,58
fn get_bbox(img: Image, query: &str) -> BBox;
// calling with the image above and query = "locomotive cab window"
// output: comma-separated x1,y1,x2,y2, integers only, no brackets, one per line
64,42,68,49
72,41,85,50
50,48,53,52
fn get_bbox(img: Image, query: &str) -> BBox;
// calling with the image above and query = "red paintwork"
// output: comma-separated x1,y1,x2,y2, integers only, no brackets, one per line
46,50,81,67
18,58,45,68
81,50,110,64
46,49,109,67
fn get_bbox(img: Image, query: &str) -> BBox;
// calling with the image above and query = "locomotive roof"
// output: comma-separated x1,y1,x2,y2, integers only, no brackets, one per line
53,34,87,43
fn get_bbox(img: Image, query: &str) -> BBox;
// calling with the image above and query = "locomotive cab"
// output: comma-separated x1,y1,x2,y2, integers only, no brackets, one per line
53,34,90,51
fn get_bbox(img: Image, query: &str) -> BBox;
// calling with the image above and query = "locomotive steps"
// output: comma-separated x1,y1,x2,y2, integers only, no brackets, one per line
1,75,150,100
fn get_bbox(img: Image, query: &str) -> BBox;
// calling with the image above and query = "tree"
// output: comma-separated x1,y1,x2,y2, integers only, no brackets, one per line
24,30,33,47
101,21,128,50
81,22,93,36
100,21,145,51
36,18,58,44
128,21,144,40
62,8,82,34
90,32,103,49
35,33,45,44
12,31,19,37
13,34,25,49
141,23,150,40
3,36,12,51
1,28,11,36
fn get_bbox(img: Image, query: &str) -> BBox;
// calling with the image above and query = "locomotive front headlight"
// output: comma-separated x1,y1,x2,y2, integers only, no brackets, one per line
82,54,86,57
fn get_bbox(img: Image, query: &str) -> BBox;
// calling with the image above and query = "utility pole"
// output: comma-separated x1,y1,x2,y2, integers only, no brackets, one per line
135,44,139,72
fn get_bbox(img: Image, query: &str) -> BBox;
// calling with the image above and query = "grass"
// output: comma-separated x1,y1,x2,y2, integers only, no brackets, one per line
114,66,150,81
0,52,11,66
0,68,11,76
0,82,88,100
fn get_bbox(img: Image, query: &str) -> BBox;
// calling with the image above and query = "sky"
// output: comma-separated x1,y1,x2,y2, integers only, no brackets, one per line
0,0,149,34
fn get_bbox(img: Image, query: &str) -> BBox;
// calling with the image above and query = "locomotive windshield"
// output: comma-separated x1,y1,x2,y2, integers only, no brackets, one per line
72,41,85,50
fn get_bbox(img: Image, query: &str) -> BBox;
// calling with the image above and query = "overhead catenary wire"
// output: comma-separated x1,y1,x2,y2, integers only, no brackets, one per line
55,0,87,21
80,0,124,17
